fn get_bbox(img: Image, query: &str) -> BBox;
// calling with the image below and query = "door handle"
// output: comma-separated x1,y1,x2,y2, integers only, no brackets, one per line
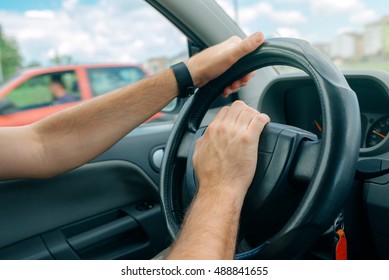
67,216,138,251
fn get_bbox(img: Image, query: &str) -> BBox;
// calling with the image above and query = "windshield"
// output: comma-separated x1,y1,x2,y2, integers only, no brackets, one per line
216,0,389,73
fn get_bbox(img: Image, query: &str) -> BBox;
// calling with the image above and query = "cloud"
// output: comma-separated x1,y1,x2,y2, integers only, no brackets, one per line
0,0,187,65
311,0,364,15
349,9,378,24
311,0,379,28
62,0,79,11
24,10,55,20
273,27,302,38
240,2,307,25
275,0,307,2
336,27,354,35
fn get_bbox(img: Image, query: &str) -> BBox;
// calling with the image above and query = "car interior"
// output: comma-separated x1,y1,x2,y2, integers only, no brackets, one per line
0,0,388,260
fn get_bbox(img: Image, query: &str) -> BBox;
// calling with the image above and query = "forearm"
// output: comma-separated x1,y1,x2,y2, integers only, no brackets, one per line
165,188,244,260
1,69,178,179
33,69,178,178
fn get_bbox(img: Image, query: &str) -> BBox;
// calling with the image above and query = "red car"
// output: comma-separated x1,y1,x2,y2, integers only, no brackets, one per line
0,64,164,126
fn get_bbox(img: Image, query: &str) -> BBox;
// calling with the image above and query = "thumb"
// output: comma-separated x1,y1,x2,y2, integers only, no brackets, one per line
233,32,264,60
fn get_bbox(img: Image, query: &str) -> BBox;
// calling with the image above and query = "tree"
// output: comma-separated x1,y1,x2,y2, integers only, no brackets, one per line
26,60,42,68
49,50,73,66
0,25,22,82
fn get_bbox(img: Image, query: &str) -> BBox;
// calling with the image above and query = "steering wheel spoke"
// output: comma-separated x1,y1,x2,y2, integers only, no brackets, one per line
177,130,195,159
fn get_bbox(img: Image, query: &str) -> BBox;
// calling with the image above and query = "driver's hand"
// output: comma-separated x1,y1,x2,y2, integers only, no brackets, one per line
192,101,270,202
186,32,264,97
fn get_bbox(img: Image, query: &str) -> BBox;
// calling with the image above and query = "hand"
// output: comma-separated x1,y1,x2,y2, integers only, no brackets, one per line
186,32,264,97
192,101,270,203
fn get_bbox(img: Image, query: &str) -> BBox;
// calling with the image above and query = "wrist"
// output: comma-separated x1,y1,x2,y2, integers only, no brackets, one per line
171,62,196,98
185,59,202,88
197,183,247,210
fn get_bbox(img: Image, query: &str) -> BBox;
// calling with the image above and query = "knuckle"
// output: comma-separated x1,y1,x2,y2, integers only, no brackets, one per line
240,40,251,54
207,123,217,134
259,113,271,123
240,133,251,143
245,106,257,114
218,123,229,134
220,106,230,114
232,100,246,109
225,55,237,66
229,35,241,43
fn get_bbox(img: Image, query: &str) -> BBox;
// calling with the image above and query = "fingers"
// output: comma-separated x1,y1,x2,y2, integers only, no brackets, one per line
207,101,251,134
212,106,230,125
235,107,257,131
233,32,264,60
223,101,248,125
225,101,270,135
223,87,233,98
247,113,270,140
207,102,269,144
222,71,256,98
240,71,256,85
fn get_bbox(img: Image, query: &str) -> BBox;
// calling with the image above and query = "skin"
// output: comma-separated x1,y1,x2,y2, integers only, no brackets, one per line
49,81,67,99
0,32,268,260
165,101,270,259
0,32,264,180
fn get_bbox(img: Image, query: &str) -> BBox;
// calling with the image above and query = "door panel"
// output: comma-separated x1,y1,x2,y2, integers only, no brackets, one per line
0,122,174,259
0,160,168,259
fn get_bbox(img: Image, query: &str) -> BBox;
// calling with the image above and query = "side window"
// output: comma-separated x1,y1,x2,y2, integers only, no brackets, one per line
88,67,145,96
0,0,188,123
6,75,52,111
3,71,80,114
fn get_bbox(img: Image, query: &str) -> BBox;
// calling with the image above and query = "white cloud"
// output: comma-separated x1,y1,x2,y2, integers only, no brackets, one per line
0,0,187,66
273,27,302,38
311,0,364,15
63,0,79,11
275,0,307,2
311,0,379,28
24,10,55,20
349,9,378,24
336,27,353,35
240,2,307,26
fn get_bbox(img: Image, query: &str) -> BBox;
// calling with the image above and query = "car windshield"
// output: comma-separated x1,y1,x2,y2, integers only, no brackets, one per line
216,0,389,73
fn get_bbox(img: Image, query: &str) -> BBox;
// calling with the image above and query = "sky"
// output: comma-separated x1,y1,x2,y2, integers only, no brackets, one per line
0,0,387,66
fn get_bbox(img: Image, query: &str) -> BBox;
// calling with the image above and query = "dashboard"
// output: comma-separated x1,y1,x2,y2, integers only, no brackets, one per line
259,71,389,156
257,70,389,259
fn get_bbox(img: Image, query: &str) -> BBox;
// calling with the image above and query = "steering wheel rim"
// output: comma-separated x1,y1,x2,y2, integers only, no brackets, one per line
160,38,361,259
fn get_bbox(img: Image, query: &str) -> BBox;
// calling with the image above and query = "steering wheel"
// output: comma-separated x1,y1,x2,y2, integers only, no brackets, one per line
160,38,361,259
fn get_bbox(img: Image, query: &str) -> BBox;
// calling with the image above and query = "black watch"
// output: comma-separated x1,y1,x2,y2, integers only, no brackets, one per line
170,62,196,98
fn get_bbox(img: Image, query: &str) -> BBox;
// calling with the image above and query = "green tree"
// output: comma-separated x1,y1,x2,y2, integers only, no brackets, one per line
50,50,73,66
26,60,42,68
0,24,22,82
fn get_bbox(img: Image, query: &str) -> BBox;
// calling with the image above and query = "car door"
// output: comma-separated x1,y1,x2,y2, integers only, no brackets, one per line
0,70,81,126
0,0,189,259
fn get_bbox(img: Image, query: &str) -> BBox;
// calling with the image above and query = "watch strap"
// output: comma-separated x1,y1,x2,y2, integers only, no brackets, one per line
171,62,196,98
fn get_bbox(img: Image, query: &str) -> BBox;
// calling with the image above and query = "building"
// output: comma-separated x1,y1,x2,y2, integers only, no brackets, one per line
364,15,389,57
330,32,363,60
143,50,188,74
143,57,170,74
313,43,331,57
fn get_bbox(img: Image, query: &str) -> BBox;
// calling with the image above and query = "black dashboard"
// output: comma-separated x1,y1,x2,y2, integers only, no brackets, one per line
259,71,389,156
258,70,389,259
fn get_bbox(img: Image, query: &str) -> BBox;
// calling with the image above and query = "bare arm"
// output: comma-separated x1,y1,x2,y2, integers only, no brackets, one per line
0,70,178,179
0,32,263,180
165,101,270,259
